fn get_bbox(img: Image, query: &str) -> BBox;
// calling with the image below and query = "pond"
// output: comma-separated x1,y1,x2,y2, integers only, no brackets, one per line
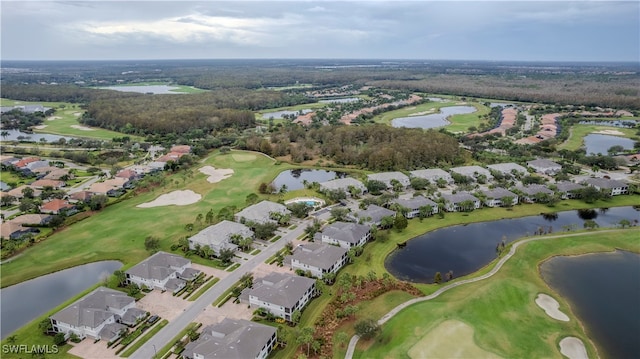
0,129,75,143
391,105,477,129
319,97,360,104
583,133,635,155
541,250,640,359
0,260,122,339
271,169,347,191
262,109,312,120
100,85,182,94
385,206,639,284
579,120,637,128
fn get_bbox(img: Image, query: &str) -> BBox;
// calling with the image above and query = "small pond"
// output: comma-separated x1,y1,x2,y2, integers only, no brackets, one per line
319,97,360,104
100,85,182,94
541,250,640,359
0,129,75,143
272,169,347,191
579,120,637,128
583,133,635,155
391,105,477,129
262,109,312,120
385,206,639,283
1,260,122,339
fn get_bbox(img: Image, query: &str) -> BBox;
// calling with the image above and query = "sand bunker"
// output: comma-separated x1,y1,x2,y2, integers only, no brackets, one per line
47,116,61,121
137,190,201,208
559,337,588,359
199,166,234,183
536,293,569,321
33,125,47,129
593,129,625,136
409,109,436,116
73,112,82,117
70,125,95,131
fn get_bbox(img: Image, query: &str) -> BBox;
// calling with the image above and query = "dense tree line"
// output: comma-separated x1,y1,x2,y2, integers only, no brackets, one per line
243,124,462,171
0,109,46,131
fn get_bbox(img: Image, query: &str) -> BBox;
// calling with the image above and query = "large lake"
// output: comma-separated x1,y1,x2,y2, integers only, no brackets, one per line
541,251,640,359
1,260,122,339
1,129,74,143
391,105,476,129
272,169,347,191
100,85,183,94
583,133,635,155
385,206,639,283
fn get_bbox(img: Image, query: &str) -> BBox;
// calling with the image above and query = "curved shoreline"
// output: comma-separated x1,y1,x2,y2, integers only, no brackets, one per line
345,228,637,359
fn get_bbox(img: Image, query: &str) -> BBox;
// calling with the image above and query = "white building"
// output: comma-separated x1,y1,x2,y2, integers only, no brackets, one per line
583,178,629,196
527,159,562,175
487,163,528,177
318,221,371,248
125,251,199,293
366,172,410,189
188,220,253,255
410,169,454,185
441,193,481,212
288,243,349,278
480,188,519,207
319,177,367,196
234,200,291,225
245,273,316,321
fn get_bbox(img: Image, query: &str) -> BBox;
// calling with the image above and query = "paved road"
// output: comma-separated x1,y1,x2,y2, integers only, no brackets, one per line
130,220,311,359
344,229,633,359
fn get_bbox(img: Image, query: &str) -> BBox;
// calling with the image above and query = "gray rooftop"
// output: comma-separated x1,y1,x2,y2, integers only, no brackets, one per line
249,273,315,308
289,243,348,271
321,221,371,244
188,220,252,249
584,177,628,189
442,193,480,204
50,287,134,328
126,251,190,281
184,318,276,359
392,196,437,210
235,200,290,224
354,204,396,223
487,163,528,175
450,165,492,178
409,168,453,181
319,177,366,192
527,159,561,169
515,184,554,196
366,172,410,185
555,181,585,192
481,187,518,199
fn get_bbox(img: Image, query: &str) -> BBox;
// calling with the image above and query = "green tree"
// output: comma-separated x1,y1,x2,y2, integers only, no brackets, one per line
89,194,109,210
296,326,315,356
393,214,408,231
330,207,350,221
583,220,599,230
113,270,127,287
618,219,631,228
335,331,349,348
39,318,53,334
354,318,380,340
434,271,443,284
144,236,160,253
365,180,387,195
291,310,302,324
218,248,235,265
53,333,66,346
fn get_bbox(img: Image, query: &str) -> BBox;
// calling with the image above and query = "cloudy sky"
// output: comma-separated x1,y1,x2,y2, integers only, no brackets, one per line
1,1,638,61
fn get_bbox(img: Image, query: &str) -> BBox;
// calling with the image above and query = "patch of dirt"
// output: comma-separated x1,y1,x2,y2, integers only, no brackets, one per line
33,125,47,129
70,124,95,131
47,116,62,121
593,129,625,136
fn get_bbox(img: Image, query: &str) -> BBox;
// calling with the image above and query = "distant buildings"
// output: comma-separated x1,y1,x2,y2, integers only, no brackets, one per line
527,159,562,175
366,172,410,188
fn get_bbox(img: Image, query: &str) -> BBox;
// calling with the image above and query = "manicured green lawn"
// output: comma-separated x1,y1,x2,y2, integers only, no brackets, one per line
0,150,295,288
354,228,640,358
0,98,140,141
559,124,638,151
372,101,489,133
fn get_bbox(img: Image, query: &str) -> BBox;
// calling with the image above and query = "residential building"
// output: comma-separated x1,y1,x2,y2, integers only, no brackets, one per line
40,199,75,214
318,221,371,248
450,166,493,182
234,200,291,225
43,168,72,181
182,318,277,359
7,185,41,200
409,169,454,185
50,287,145,341
1,222,39,240
30,179,65,189
245,273,316,321
392,196,439,218
69,191,94,203
125,251,200,293
486,163,528,177
188,220,253,255
441,193,481,212
350,204,396,227
514,184,555,203
481,188,519,207
287,243,349,278
319,177,367,196
583,178,629,196
366,172,410,188
555,182,585,199
527,159,562,175
9,214,53,226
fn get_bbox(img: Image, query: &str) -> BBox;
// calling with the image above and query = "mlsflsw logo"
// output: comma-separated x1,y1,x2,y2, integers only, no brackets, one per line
2,344,59,354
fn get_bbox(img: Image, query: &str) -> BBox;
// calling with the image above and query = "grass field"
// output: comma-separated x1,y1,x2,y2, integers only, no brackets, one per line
354,228,640,358
371,101,489,133
0,150,295,288
407,320,502,359
0,98,139,141
559,124,638,151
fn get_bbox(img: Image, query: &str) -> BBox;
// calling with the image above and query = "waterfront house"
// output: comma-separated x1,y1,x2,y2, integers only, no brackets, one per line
514,184,555,203
441,193,481,212
319,177,367,196
392,196,439,218
366,172,410,189
480,188,519,207
125,251,200,293
555,181,585,199
318,221,371,248
350,204,396,227
583,178,629,196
